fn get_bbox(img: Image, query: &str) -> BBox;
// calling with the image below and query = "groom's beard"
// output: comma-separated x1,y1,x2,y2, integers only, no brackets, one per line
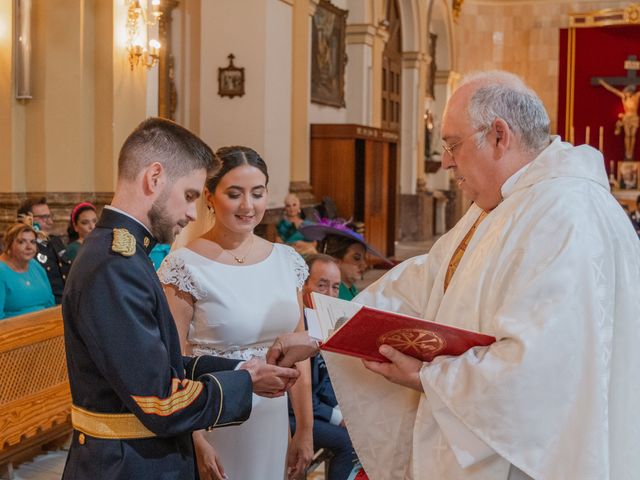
148,190,178,244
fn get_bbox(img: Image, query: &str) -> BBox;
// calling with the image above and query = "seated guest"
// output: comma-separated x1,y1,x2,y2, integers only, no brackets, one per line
0,223,55,319
64,202,98,261
290,254,359,480
276,193,317,255
17,197,70,303
300,219,391,300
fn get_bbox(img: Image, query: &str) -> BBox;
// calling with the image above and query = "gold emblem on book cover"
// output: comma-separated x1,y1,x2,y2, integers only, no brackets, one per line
112,228,136,257
377,328,446,359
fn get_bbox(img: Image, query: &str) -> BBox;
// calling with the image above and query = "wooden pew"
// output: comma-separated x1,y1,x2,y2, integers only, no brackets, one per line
0,306,72,478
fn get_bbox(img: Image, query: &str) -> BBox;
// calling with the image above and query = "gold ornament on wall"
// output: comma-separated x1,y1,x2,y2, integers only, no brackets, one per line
452,0,465,22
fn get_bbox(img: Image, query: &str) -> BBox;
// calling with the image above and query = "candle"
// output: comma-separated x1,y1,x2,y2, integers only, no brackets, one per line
599,126,604,152
585,126,590,145
570,126,575,145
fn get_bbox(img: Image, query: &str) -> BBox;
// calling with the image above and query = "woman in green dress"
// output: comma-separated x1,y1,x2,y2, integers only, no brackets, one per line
0,222,54,319
65,202,97,261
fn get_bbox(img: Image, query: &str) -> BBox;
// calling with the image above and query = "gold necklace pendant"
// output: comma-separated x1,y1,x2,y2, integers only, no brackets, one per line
225,235,254,264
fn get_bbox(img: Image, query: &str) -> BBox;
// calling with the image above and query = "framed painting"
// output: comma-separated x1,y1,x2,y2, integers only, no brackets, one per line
218,54,245,99
618,161,639,190
311,0,348,108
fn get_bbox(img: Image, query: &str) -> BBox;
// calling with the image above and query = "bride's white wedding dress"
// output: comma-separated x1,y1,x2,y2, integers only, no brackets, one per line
158,243,307,479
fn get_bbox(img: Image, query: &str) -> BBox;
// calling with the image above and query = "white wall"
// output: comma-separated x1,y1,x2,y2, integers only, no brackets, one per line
199,0,292,208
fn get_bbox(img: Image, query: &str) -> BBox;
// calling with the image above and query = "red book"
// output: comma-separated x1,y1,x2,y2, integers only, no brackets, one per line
311,294,495,363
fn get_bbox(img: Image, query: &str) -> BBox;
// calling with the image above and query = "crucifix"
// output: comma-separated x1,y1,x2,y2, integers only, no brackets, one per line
592,55,640,160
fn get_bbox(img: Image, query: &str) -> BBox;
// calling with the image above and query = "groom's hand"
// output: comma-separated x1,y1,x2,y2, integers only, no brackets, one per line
240,358,300,398
266,332,319,367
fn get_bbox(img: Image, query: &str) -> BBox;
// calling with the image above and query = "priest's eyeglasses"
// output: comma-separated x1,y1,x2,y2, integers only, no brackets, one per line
441,127,488,159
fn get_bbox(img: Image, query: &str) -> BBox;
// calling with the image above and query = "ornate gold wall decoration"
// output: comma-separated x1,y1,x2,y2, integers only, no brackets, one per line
570,3,640,28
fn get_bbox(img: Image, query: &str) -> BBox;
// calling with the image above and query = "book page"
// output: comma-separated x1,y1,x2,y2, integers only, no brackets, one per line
310,293,363,341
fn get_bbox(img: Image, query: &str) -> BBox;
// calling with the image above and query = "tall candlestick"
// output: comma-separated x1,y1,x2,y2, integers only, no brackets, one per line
570,126,575,145
598,126,604,152
585,126,590,145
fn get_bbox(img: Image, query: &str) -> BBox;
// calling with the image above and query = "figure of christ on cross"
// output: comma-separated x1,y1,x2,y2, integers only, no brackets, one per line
593,54,640,160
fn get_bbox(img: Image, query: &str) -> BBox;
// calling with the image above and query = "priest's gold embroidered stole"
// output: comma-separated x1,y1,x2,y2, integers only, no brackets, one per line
444,210,488,292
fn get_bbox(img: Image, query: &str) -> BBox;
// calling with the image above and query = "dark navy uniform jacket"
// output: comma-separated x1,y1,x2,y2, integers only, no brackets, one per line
36,234,70,304
62,208,253,479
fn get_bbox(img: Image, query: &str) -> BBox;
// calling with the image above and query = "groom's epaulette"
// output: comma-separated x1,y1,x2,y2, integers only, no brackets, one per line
111,228,136,257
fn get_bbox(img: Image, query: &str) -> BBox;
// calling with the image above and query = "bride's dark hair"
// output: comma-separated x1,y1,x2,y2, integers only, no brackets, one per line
205,146,269,192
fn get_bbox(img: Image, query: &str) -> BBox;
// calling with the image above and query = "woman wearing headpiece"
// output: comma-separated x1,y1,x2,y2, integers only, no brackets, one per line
65,202,97,261
299,220,392,301
159,146,313,480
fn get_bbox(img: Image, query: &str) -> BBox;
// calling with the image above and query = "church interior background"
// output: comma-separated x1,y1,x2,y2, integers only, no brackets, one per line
0,0,639,476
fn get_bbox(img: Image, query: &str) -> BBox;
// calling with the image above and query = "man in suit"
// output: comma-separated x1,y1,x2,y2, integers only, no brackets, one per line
62,118,299,479
17,197,71,304
291,254,359,479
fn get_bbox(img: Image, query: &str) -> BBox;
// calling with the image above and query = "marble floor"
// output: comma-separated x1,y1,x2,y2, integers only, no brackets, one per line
6,237,437,480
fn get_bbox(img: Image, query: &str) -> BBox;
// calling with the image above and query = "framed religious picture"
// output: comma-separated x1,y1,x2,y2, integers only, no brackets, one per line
617,161,639,190
311,0,348,108
218,54,245,98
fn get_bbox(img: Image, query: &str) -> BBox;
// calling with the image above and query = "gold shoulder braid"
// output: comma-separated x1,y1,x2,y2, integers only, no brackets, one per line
112,228,136,257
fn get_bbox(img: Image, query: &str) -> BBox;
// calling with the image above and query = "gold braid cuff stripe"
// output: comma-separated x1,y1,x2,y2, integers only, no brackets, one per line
132,378,204,416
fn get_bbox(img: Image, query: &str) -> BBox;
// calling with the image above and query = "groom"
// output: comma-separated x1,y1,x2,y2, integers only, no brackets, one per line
62,118,300,479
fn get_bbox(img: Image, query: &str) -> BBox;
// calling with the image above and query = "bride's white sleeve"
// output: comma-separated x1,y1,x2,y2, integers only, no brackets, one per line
157,252,205,301
282,245,309,291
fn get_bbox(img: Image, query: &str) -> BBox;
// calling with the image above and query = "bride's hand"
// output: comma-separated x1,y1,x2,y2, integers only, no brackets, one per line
194,431,226,480
287,429,314,480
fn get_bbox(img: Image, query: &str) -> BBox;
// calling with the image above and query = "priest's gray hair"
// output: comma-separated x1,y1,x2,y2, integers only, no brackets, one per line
460,71,551,153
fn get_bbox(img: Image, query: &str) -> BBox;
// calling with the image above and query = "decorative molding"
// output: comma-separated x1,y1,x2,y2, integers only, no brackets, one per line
435,69,450,84
570,3,640,28
345,23,377,46
402,51,428,69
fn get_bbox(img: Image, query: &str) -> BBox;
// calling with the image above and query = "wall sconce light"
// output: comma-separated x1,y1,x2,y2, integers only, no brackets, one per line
126,0,162,70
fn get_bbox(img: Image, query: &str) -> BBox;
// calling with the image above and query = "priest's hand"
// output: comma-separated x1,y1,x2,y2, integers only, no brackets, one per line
266,332,319,367
362,345,424,392
240,358,300,397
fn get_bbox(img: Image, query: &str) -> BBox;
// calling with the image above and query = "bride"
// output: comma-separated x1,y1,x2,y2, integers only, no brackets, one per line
159,146,313,480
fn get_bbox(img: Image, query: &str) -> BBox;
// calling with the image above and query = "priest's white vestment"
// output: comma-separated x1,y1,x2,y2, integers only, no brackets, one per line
323,137,640,479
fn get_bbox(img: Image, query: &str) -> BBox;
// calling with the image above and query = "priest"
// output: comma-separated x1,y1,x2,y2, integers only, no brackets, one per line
268,71,640,479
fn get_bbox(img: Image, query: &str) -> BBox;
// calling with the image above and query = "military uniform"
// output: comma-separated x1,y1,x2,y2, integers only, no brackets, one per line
36,235,70,304
62,208,253,479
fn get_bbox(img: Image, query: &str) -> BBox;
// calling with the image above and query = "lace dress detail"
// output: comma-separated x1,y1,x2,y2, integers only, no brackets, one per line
157,255,205,301
191,344,269,361
282,244,309,290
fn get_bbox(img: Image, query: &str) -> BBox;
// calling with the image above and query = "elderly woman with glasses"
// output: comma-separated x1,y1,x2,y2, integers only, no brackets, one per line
0,222,55,319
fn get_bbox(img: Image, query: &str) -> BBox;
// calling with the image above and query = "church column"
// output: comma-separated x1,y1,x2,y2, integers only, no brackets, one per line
0,0,17,195
289,0,318,206
345,23,375,125
400,50,427,195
